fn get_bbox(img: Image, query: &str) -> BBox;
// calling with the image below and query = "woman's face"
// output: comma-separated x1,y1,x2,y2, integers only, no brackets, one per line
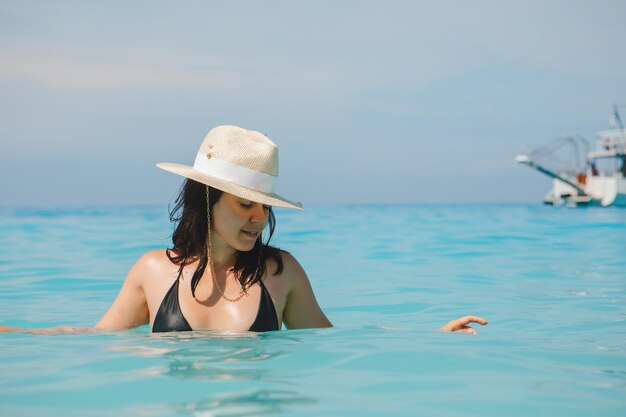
211,192,270,253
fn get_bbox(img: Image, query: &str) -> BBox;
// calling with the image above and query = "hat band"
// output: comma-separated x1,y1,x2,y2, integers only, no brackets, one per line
193,152,276,193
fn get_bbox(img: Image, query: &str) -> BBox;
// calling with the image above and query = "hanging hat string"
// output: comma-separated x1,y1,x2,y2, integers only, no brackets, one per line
205,185,247,303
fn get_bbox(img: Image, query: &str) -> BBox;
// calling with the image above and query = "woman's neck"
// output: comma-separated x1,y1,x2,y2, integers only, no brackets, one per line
208,236,237,269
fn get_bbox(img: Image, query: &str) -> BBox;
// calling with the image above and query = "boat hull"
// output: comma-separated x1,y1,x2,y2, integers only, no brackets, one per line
544,176,626,207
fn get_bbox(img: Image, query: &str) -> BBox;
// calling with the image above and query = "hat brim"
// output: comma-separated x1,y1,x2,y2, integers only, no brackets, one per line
156,162,303,210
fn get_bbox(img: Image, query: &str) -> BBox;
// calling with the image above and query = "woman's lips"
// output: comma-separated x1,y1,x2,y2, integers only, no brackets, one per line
241,229,260,239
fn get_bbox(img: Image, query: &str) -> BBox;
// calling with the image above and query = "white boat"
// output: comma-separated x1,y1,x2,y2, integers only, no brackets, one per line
516,105,626,207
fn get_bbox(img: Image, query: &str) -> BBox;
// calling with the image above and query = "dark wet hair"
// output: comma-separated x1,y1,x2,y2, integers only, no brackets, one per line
166,179,284,298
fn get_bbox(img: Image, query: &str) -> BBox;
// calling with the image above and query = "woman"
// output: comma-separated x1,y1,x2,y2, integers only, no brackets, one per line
1,125,486,334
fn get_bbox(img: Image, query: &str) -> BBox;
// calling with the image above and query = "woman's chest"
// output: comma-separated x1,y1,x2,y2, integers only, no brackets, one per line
145,271,289,331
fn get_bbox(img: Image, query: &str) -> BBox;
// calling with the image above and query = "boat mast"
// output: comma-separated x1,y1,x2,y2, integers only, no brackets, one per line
612,104,624,130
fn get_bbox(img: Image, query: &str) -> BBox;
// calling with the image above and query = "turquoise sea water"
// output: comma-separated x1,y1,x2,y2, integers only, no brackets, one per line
1,204,625,417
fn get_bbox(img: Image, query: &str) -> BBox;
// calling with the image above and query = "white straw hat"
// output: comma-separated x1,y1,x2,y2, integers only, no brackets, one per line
157,125,303,210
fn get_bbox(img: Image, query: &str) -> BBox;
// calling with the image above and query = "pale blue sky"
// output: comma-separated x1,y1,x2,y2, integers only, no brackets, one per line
1,1,625,207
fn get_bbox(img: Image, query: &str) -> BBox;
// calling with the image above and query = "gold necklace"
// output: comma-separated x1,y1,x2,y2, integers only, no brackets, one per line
206,186,246,302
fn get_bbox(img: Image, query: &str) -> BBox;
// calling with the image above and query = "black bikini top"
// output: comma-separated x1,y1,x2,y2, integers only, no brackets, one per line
152,275,279,333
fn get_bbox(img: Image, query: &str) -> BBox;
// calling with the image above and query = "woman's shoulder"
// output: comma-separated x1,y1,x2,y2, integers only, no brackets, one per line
135,249,173,269
278,250,303,270
128,250,179,283
262,250,308,302
271,250,308,284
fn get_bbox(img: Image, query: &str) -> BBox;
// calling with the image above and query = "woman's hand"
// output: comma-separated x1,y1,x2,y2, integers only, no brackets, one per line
440,315,488,335
0,326,20,332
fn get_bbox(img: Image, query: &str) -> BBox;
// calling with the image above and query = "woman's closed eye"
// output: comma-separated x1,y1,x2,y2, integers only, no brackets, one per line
239,200,270,211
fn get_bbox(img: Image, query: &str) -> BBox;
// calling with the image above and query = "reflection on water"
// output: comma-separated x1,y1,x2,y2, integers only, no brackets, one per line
109,330,295,382
165,356,268,382
162,332,287,382
132,389,316,417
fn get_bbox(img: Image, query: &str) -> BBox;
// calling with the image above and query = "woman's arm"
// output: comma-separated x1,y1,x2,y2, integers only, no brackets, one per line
282,254,333,329
0,325,98,334
1,253,152,334
94,252,153,331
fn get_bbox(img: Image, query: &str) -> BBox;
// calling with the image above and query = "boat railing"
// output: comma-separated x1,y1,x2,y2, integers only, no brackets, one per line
597,129,626,153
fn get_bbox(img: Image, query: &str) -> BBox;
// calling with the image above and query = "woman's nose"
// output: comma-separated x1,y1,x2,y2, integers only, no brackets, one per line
250,204,268,223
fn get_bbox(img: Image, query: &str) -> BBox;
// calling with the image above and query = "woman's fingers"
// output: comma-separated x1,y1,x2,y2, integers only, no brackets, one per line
456,315,488,326
457,326,477,335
